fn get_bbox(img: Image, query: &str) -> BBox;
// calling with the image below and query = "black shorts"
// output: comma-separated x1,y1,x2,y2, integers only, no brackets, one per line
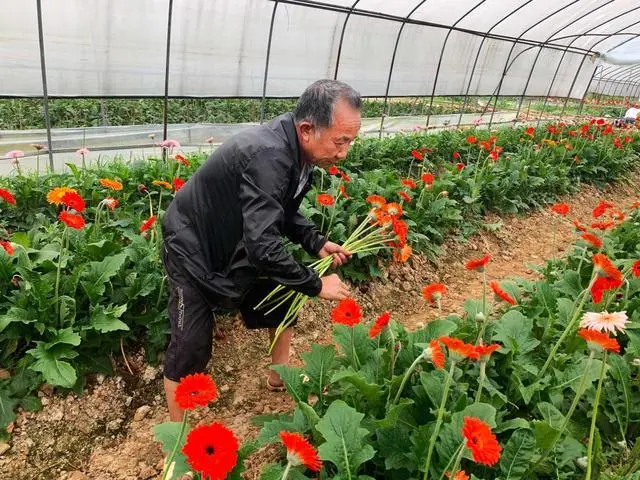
162,249,299,382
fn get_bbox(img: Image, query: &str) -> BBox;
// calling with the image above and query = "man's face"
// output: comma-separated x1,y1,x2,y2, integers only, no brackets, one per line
297,100,361,168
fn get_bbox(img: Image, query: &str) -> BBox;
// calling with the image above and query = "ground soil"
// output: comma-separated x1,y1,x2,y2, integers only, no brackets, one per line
1,171,639,480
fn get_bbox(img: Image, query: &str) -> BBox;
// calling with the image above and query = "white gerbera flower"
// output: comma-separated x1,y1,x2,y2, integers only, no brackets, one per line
580,311,628,335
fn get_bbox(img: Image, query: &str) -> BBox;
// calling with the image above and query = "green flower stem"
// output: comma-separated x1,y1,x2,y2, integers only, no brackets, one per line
585,351,608,480
161,410,188,480
385,329,399,410
423,361,457,480
602,264,634,311
351,327,360,370
476,270,488,344
475,361,487,404
391,352,424,406
281,461,292,480
537,273,597,380
447,443,466,480
320,205,326,233
55,226,68,328
526,351,595,478
437,442,465,480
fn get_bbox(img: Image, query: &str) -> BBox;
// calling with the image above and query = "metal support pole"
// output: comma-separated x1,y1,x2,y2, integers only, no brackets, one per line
333,0,360,79
260,2,279,124
162,0,174,145
36,0,54,172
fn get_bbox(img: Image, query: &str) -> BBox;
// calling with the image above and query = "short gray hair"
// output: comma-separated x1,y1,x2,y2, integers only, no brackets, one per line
293,79,361,129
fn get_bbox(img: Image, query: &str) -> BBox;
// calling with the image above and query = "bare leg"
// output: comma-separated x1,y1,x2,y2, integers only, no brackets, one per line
164,376,184,422
268,327,292,387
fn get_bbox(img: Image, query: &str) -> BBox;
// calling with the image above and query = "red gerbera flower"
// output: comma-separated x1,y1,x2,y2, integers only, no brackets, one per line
174,373,218,410
591,276,623,304
339,185,350,200
316,193,335,207
331,298,362,327
103,197,118,210
140,215,156,232
475,343,500,361
340,171,351,183
456,162,465,171
422,283,446,303
489,149,499,161
368,311,391,338
550,203,570,216
465,254,490,272
392,218,408,246
592,200,615,218
383,202,403,217
173,178,186,192
366,195,386,208
61,191,86,213
426,339,445,369
411,150,424,161
421,173,435,185
525,127,535,137
182,423,239,480
58,211,85,230
280,431,321,472
572,220,587,232
592,253,622,281
328,165,339,175
453,151,461,159
489,281,516,305
0,188,16,205
578,328,620,353
581,232,602,249
401,178,417,189
398,191,412,203
439,336,480,361
466,136,477,144
632,260,640,278
0,241,14,256
462,417,502,466
591,221,615,231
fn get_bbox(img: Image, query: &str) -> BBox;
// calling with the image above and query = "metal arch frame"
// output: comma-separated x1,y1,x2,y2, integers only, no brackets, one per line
333,0,360,79
605,66,640,99
378,0,429,138
514,1,615,120
537,7,640,124
259,1,280,124
423,0,489,128
485,0,584,128
558,17,640,117
162,0,174,144
36,0,54,172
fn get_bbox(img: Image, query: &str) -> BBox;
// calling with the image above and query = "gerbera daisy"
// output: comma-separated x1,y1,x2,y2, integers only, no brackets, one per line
578,328,620,353
632,260,640,277
174,373,218,410
173,178,186,192
328,165,339,175
580,311,628,335
525,127,535,137
174,153,191,166
331,298,362,327
401,179,417,189
423,339,445,369
61,191,85,213
465,254,490,272
411,150,424,161
152,180,173,190
366,195,386,208
316,193,335,207
462,417,502,466
5,150,24,159
453,151,461,159
422,283,446,303
340,171,351,183
140,216,156,232
0,188,16,205
161,139,181,149
456,162,465,171
182,423,239,480
439,336,480,361
58,211,85,230
392,218,408,246
398,191,412,203
592,200,615,218
339,185,350,200
454,472,469,480
99,178,123,191
383,202,403,217
591,221,615,231
0,241,14,256
76,147,90,156
551,203,570,216
475,343,500,361
393,244,412,262
581,232,602,249
489,281,516,305
421,173,435,185
279,431,321,472
591,276,623,304
368,312,391,339
466,136,477,144
47,187,77,206
102,197,118,210
592,253,622,281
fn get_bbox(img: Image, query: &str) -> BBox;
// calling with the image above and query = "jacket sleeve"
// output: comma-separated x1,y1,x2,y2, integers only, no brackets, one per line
284,211,326,256
239,149,322,297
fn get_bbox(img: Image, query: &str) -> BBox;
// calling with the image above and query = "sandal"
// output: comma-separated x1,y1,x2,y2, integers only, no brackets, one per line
266,377,286,392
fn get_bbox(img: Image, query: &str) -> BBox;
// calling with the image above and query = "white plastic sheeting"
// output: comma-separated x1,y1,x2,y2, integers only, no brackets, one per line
2,0,640,99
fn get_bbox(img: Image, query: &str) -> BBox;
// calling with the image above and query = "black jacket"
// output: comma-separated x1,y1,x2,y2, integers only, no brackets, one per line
162,113,325,308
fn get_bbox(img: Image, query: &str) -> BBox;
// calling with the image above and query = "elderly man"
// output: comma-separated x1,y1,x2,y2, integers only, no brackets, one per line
161,79,361,421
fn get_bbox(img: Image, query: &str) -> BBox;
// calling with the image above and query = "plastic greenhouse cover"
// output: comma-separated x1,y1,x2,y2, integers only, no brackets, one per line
2,0,640,99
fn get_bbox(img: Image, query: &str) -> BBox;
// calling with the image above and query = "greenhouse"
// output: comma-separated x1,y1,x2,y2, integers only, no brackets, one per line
1,1,640,479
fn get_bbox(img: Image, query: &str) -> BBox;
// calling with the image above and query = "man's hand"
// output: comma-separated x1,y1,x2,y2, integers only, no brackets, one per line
319,273,350,301
318,241,352,269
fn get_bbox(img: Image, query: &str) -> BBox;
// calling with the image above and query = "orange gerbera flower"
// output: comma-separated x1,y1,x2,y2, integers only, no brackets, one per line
316,193,335,207
394,244,412,262
462,417,502,466
466,136,477,144
175,373,218,410
551,203,570,216
279,431,322,472
0,241,15,256
58,211,85,230
591,221,615,230
475,343,500,361
489,281,516,305
425,339,445,369
368,311,391,339
630,201,640,209
392,218,408,246
465,254,490,272
99,178,123,191
140,215,157,232
401,178,417,189
0,188,16,205
421,173,435,185
384,202,403,217
592,253,622,281
525,126,535,137
331,298,362,327
578,328,620,353
152,180,173,190
632,260,640,278
422,283,446,303
572,220,588,232
366,195,386,208
581,232,602,249
591,276,623,304
439,336,480,361
454,472,470,480
47,187,77,206
398,191,412,203
174,153,191,167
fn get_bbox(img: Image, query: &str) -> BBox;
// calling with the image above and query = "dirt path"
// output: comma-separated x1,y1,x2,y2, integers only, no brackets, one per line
2,171,639,480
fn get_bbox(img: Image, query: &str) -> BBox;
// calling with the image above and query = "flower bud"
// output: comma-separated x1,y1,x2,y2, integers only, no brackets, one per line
475,312,485,322
138,184,148,193
632,358,640,367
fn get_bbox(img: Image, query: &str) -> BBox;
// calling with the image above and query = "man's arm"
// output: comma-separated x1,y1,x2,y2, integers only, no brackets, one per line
284,211,326,256
239,150,322,297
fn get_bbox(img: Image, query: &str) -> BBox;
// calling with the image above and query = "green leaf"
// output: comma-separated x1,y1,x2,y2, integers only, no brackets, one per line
331,370,384,408
298,401,321,432
0,307,36,333
492,310,540,355
28,350,77,388
59,296,76,326
257,408,309,446
536,402,565,430
260,463,310,480
153,421,191,480
271,365,308,405
85,240,121,259
0,390,17,429
49,327,81,347
19,395,42,412
556,298,574,327
376,398,414,429
499,429,536,480
333,324,375,368
316,400,375,477
10,232,30,248
302,344,336,397
227,440,259,480
607,354,630,435
81,253,128,301
495,418,531,434
532,420,561,449
89,304,130,333
462,402,497,428
420,369,444,408
421,319,458,341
